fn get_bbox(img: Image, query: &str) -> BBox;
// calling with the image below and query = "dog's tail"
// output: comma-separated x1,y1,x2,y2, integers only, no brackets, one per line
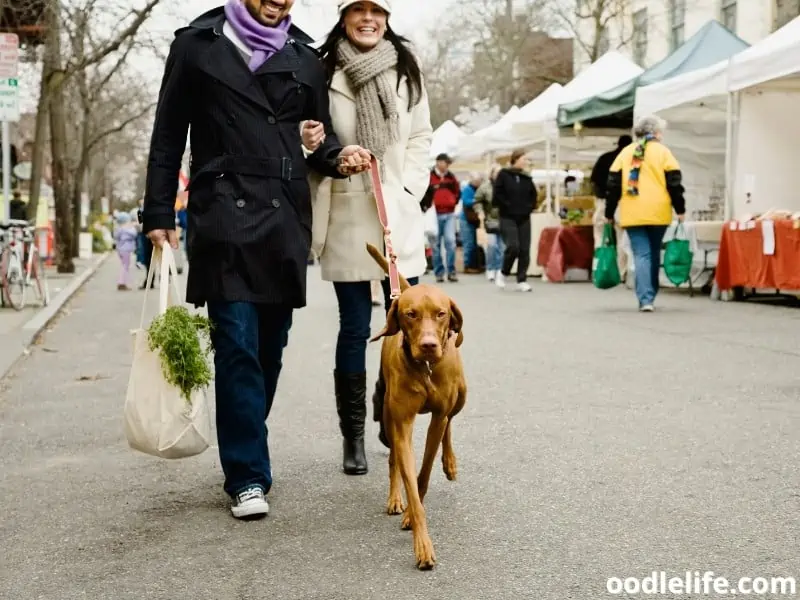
365,243,411,292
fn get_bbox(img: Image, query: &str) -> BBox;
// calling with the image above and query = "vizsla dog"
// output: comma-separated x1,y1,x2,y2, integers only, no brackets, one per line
366,243,466,570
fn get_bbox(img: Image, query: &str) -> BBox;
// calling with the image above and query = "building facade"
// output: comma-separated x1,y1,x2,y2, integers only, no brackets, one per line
574,0,800,72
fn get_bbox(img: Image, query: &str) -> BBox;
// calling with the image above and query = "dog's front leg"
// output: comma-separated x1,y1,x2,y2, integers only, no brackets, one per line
386,427,405,515
415,415,449,507
391,419,436,570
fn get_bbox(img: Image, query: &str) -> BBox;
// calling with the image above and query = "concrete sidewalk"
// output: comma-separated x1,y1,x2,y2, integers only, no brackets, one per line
0,253,110,382
0,258,798,599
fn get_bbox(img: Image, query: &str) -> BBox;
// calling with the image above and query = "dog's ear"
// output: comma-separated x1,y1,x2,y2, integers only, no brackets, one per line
370,298,401,342
449,299,464,348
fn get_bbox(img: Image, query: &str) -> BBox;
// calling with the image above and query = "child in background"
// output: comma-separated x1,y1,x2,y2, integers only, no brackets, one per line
113,213,138,291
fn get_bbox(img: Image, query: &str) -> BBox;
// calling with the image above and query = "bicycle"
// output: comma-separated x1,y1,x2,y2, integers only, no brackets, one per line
0,219,50,310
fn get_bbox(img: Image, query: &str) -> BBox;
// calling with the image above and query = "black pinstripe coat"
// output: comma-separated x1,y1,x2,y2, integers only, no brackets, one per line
142,8,345,308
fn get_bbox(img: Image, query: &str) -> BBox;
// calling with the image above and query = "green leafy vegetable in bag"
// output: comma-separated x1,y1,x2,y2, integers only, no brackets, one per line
147,306,214,403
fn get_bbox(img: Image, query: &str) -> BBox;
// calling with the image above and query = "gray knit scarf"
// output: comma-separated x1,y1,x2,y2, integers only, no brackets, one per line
336,39,399,162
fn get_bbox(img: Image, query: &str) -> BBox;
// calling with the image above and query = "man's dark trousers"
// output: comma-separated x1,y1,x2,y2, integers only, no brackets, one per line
206,301,293,498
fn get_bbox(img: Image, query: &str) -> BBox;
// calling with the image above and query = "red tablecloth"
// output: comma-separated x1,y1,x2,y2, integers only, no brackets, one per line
537,225,595,283
715,219,800,291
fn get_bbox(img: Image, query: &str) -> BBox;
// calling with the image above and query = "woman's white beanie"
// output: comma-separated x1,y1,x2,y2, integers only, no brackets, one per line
338,0,392,14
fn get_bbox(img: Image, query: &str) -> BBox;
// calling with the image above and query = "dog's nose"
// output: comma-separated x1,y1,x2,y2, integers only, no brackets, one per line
419,337,439,352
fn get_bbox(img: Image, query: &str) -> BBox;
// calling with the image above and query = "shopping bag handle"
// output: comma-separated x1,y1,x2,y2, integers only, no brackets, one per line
138,242,183,329
602,222,616,247
672,221,686,239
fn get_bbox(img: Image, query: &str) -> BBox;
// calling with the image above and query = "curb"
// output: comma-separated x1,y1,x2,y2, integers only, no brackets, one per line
0,252,111,382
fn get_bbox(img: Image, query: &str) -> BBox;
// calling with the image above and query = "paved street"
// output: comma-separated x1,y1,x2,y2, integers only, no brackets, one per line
1,257,798,600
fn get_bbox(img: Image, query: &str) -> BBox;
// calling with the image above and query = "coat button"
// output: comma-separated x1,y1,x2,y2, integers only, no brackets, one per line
267,116,276,124
272,198,280,208
236,199,246,208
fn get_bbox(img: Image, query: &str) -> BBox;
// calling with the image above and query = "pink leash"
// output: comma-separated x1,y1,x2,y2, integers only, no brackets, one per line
368,155,401,299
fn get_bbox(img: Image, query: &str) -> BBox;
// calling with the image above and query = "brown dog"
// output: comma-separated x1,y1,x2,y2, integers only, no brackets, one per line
366,243,466,570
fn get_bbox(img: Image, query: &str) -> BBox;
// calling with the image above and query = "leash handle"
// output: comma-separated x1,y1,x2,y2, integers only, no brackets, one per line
369,155,401,299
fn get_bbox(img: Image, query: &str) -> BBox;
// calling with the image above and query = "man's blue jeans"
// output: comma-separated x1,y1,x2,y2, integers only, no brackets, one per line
206,301,293,498
460,214,477,269
432,213,457,277
333,277,419,374
626,225,667,307
486,233,505,272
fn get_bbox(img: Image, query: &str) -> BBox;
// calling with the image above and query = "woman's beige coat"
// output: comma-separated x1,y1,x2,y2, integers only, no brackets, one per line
310,68,433,282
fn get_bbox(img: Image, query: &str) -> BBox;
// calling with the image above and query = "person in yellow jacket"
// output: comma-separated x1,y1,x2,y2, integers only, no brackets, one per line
605,116,686,312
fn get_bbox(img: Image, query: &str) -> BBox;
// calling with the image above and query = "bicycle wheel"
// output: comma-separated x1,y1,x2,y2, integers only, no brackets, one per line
28,252,49,306
1,247,25,310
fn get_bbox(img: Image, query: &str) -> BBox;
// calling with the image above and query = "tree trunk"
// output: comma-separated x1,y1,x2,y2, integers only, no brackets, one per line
70,153,88,257
45,0,74,273
26,66,49,221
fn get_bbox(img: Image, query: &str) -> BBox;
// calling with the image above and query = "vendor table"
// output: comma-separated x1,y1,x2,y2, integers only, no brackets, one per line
537,225,594,283
715,219,800,292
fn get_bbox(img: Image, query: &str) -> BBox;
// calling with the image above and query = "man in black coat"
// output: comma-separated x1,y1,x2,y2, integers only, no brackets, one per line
142,0,371,520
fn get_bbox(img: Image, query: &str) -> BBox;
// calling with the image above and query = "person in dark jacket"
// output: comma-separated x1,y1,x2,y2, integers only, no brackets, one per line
141,0,371,521
421,153,460,282
492,149,538,292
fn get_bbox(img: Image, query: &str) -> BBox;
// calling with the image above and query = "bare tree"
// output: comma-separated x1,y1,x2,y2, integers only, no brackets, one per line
36,0,163,273
553,0,634,66
419,0,572,128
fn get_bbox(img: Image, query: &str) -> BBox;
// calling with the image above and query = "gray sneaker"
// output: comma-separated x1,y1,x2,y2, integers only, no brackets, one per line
640,304,655,313
231,486,269,520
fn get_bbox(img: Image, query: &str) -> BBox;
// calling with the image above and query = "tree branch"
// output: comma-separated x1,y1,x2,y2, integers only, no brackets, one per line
86,101,156,154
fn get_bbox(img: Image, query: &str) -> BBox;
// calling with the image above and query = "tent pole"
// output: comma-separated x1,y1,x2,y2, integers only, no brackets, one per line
555,133,561,217
545,136,552,212
723,91,734,221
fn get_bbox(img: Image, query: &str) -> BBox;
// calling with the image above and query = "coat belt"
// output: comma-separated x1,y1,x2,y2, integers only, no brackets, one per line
187,155,304,189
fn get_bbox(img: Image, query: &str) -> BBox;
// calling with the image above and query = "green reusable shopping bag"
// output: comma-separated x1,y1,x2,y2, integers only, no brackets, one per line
663,223,694,285
593,224,621,290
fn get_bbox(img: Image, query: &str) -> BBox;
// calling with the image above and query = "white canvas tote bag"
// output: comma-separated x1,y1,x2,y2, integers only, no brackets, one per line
123,243,213,459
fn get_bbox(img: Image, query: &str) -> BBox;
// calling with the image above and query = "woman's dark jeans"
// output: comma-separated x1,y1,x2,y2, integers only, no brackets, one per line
333,277,419,374
500,216,532,283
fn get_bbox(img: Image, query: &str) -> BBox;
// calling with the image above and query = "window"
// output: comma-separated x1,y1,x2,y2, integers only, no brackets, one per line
669,0,686,50
633,8,648,65
774,0,800,30
720,0,737,31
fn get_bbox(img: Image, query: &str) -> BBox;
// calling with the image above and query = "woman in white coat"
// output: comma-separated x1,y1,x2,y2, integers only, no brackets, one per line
303,0,432,476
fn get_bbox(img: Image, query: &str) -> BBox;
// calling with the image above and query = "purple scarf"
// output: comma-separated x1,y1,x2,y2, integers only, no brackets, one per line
223,0,292,72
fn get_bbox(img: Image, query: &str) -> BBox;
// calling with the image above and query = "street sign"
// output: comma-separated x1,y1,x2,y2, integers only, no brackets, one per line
0,33,18,223
0,33,19,78
0,78,19,122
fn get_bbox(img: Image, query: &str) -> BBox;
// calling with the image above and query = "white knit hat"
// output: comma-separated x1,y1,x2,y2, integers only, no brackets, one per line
338,0,392,14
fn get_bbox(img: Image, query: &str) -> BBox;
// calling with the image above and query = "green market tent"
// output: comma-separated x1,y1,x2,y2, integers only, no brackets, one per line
558,20,749,128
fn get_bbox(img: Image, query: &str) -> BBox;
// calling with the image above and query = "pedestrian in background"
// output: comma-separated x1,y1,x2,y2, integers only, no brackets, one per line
460,172,483,274
474,164,503,282
591,134,631,278
141,0,371,520
422,153,460,283
605,116,685,312
305,0,432,472
113,212,138,291
493,149,537,292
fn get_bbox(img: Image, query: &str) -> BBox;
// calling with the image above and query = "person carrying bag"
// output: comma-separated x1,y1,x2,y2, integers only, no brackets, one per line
123,243,213,460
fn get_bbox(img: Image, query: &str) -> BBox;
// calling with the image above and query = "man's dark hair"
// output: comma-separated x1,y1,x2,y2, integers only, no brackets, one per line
618,135,633,148
318,20,423,108
436,153,451,163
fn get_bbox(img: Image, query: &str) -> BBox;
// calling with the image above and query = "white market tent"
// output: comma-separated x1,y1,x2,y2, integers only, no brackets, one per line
429,120,464,160
456,106,520,159
727,16,800,217
634,60,731,220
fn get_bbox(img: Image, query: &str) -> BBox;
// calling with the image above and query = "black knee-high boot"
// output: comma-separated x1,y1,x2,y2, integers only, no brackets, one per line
371,370,390,449
334,371,368,475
